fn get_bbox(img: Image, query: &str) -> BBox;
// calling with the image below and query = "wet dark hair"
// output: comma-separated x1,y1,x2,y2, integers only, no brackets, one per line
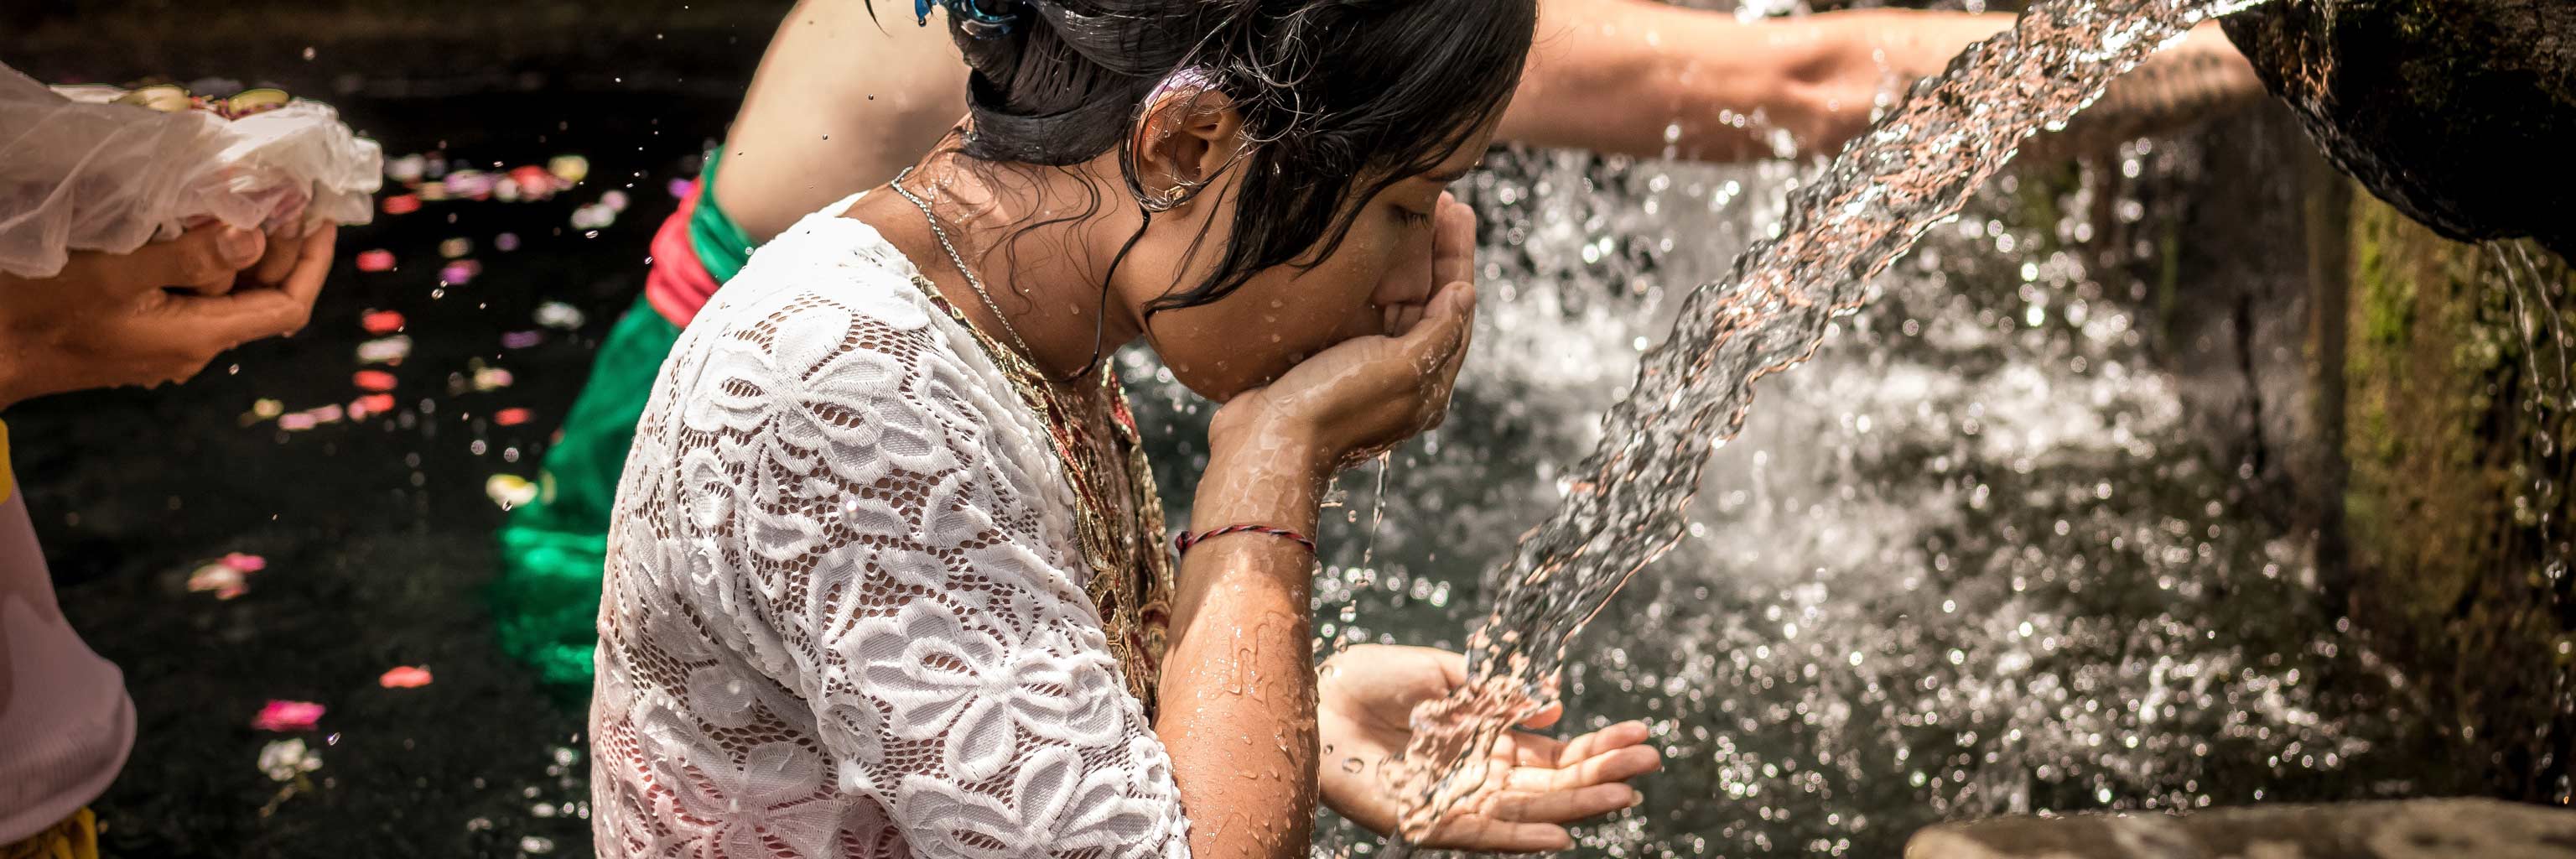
887,0,1535,317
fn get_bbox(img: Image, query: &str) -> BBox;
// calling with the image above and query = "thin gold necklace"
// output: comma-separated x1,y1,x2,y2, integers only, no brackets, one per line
886,169,1175,714
889,168,1046,369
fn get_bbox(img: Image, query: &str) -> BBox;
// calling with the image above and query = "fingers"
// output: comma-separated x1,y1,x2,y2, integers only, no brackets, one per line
1504,742,1660,794
190,278,318,347
1396,281,1476,366
107,223,266,295
1518,701,1566,732
273,225,338,328
1387,300,1427,336
1488,782,1641,825
1506,717,1648,768
1431,191,1475,287
1421,647,1471,689
1555,720,1654,767
1379,193,1472,340
250,224,307,287
1506,730,1566,767
1427,819,1573,855
158,225,335,351
1417,281,1478,428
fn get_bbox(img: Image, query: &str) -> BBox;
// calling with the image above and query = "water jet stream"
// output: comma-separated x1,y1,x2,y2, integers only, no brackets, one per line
1379,0,2271,847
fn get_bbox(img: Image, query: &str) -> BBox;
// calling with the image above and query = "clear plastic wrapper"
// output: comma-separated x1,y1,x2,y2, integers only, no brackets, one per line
0,65,382,279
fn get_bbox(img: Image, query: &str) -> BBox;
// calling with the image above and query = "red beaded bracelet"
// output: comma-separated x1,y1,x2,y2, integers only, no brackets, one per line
1173,524,1318,557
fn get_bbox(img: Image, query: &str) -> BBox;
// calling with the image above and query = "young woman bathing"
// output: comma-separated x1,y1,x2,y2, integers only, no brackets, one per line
590,1,1660,855
492,0,2266,689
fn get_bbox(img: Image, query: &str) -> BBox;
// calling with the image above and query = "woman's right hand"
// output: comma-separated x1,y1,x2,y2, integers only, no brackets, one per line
1208,195,1479,475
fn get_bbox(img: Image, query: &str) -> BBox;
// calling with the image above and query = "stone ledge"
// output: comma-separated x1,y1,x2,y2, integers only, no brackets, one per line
1906,799,2576,859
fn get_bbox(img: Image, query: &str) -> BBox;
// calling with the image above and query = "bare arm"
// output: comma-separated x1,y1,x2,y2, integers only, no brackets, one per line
706,0,2262,241
1158,440,1327,859
1501,0,2265,161
714,0,970,241
1155,200,1481,859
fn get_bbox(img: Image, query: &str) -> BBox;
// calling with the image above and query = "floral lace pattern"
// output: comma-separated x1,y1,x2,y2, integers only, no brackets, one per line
592,200,1190,859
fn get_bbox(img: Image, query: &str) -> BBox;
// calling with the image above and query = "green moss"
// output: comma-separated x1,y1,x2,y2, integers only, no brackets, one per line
2336,185,2576,794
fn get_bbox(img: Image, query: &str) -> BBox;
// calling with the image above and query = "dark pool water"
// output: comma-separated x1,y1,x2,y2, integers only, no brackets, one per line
12,86,748,858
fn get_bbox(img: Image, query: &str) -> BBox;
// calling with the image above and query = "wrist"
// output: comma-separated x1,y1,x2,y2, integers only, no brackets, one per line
1193,418,1330,540
1207,393,1336,480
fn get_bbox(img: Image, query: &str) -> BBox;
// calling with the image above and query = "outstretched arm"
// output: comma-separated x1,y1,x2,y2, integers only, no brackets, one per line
714,0,970,242
1501,0,2265,161
707,0,2265,243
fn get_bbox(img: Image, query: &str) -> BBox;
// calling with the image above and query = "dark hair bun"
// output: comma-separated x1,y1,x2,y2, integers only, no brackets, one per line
948,0,1205,165
922,0,1536,312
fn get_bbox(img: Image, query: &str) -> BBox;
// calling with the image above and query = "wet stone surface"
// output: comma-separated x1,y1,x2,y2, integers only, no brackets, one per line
1905,798,2576,859
2221,0,2576,257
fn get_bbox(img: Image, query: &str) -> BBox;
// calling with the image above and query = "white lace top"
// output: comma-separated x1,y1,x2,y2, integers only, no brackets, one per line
591,197,1191,859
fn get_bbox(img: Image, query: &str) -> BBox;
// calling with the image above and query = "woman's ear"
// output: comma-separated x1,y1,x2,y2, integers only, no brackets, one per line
1133,80,1243,209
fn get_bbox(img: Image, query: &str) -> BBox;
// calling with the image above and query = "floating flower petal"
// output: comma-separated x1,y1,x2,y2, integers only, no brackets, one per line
378,666,434,689
258,738,322,782
440,260,481,285
252,700,325,731
534,302,584,331
385,154,427,185
547,154,589,185
187,563,247,599
356,336,413,365
486,474,538,509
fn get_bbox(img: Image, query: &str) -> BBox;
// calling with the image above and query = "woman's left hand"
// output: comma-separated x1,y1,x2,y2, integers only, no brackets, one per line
1317,644,1662,853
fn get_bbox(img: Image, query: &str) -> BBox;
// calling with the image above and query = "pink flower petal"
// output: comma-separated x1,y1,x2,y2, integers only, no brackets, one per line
252,700,325,731
439,260,481,285
221,552,267,572
378,666,434,689
188,564,247,599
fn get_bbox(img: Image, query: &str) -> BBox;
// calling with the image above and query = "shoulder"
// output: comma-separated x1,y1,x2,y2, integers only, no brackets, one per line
688,211,941,351
653,215,1058,505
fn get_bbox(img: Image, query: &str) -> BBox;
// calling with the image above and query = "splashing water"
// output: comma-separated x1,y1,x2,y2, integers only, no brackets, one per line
2489,239,2575,590
1380,0,2267,844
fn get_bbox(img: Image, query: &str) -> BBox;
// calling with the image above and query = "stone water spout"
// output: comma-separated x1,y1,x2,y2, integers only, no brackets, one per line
2223,0,2576,258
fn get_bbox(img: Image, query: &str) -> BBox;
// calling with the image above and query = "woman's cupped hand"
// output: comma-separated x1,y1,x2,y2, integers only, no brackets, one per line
1209,193,1478,476
0,222,336,408
1317,645,1663,853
